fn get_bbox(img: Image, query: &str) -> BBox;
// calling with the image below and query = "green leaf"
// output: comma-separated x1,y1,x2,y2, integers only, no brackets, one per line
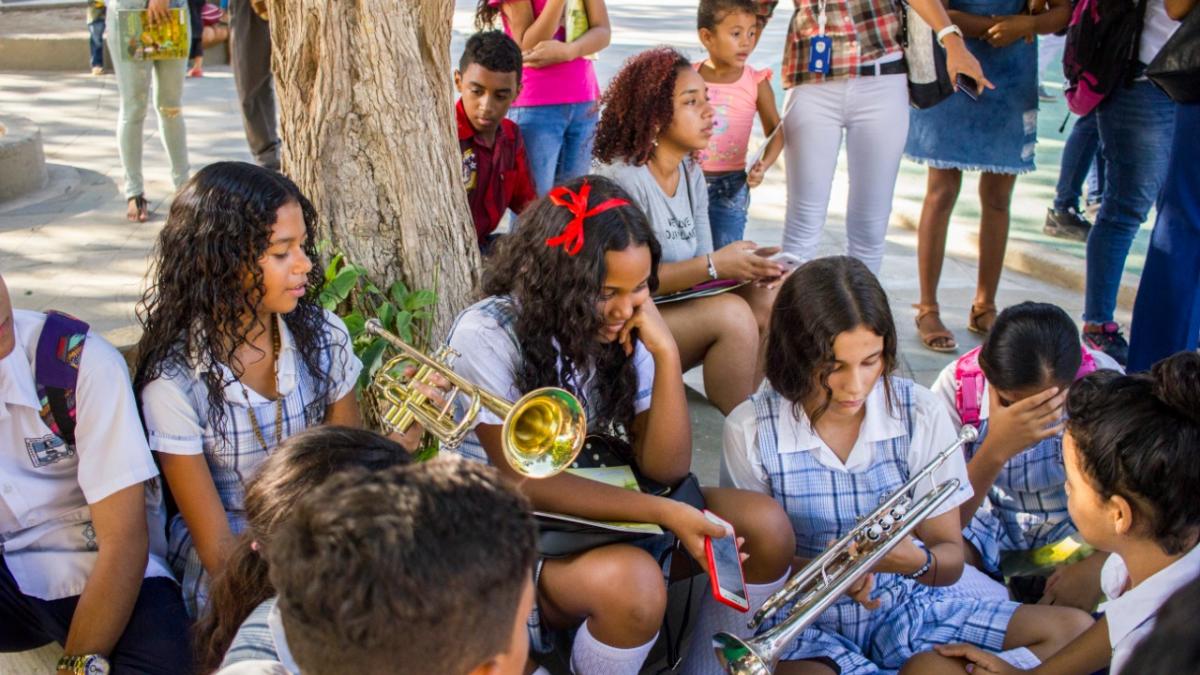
323,252,344,284
392,311,413,343
388,280,410,306
325,266,360,305
379,303,397,332
411,310,432,321
318,289,338,311
342,311,366,339
358,338,388,389
403,289,437,311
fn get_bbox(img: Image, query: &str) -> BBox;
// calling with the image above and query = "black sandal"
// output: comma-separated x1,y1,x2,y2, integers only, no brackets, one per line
126,195,149,222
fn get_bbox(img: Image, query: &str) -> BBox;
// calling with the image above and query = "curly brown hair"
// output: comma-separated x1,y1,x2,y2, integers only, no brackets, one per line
765,256,898,425
594,47,693,167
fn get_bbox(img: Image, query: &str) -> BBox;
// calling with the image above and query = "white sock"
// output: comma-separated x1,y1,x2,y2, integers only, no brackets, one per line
997,646,1041,668
569,620,658,675
946,564,1011,601
680,568,791,675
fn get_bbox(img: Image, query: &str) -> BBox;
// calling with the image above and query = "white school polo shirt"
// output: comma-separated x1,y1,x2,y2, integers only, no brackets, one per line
721,378,973,519
0,309,171,600
1100,543,1200,674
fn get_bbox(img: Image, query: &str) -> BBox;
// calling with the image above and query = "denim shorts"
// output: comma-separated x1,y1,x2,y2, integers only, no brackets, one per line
706,171,750,249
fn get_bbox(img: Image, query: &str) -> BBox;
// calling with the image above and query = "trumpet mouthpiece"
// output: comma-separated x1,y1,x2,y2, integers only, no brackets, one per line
957,425,978,443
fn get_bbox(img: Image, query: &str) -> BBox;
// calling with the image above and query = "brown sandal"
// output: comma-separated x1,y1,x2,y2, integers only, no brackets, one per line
968,303,998,335
126,195,149,222
914,303,958,353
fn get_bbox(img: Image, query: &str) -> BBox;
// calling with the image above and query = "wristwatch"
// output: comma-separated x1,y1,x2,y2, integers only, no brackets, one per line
935,24,964,46
57,654,110,675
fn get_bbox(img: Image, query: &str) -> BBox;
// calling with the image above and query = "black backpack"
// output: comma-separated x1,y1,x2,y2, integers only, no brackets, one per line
1062,0,1150,115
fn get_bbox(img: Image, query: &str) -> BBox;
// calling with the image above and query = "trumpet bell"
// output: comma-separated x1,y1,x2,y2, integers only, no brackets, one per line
713,632,771,675
503,387,587,478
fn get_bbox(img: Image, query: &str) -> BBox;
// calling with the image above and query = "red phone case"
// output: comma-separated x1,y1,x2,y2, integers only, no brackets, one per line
704,513,750,612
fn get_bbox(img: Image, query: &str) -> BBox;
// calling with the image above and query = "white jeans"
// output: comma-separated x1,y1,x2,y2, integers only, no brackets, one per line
780,72,910,274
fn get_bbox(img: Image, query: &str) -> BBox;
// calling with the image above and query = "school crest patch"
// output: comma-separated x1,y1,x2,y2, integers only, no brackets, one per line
26,433,75,467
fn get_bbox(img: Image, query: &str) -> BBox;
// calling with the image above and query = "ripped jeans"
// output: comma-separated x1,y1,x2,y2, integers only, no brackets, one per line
107,0,190,199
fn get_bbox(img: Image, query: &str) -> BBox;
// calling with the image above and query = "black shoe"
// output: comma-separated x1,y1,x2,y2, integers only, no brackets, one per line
1044,208,1092,242
1084,322,1129,366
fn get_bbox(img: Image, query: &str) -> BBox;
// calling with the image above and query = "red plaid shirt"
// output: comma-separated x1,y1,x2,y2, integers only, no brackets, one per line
457,99,537,245
757,0,904,88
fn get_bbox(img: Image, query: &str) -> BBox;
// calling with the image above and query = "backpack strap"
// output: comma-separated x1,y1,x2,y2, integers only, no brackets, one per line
34,310,90,450
953,346,986,427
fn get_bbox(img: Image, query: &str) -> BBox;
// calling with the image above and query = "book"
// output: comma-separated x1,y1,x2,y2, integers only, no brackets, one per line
654,279,748,306
563,0,598,61
115,8,189,61
534,465,664,535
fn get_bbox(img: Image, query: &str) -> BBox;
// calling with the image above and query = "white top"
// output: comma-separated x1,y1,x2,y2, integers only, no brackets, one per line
1139,0,1181,66
1100,543,1200,674
445,297,655,463
721,379,972,519
215,662,290,675
930,346,1122,425
596,159,713,264
0,310,171,600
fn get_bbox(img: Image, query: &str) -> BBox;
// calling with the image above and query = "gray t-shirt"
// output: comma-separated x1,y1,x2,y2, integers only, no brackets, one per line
598,159,713,263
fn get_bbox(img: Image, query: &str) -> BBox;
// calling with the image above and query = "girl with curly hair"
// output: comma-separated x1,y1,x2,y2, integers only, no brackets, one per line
721,256,1091,675
133,161,371,618
594,47,786,417
445,174,794,675
475,0,612,196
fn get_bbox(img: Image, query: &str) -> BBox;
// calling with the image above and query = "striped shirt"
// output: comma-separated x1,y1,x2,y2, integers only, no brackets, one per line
757,0,905,87
140,310,361,616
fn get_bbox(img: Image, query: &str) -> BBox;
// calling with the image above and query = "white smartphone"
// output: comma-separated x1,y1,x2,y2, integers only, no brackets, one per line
703,510,749,612
767,251,802,273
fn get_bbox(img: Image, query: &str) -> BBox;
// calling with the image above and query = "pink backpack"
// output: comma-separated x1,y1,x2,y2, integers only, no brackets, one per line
953,346,1097,427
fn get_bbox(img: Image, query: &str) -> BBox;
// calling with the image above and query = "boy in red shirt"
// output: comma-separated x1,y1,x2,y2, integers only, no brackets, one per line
455,31,537,253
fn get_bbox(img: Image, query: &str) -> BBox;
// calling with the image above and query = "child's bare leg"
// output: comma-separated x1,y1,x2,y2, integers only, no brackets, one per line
899,651,970,675
660,294,758,415
1002,604,1093,660
777,660,838,675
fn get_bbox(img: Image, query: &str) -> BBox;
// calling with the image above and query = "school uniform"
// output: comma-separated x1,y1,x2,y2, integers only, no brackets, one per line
930,348,1121,575
445,295,658,655
222,596,297,674
140,310,360,617
721,378,1021,673
0,309,189,671
1100,543,1200,674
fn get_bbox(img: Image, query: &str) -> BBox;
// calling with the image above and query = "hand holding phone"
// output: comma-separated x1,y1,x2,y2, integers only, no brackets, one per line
704,510,749,612
956,74,980,101
767,251,802,274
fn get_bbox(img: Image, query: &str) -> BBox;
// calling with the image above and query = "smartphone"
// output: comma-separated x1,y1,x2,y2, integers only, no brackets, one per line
956,74,980,101
767,251,802,273
703,510,749,612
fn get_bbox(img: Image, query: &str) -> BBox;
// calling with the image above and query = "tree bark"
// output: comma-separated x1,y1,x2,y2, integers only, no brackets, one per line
267,0,479,335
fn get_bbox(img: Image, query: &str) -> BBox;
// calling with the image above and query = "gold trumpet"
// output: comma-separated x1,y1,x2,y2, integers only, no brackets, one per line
713,425,980,675
364,319,587,478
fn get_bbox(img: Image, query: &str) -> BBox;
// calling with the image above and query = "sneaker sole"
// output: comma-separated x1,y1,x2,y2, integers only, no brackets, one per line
1042,224,1089,242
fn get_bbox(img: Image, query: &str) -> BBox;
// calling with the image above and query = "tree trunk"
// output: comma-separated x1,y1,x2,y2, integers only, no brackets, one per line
267,0,479,335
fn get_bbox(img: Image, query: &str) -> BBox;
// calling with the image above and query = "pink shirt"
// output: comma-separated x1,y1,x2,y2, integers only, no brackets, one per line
694,64,772,172
490,0,601,107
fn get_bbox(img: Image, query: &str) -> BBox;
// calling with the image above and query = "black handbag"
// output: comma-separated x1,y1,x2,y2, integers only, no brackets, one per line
535,435,705,558
1146,7,1200,103
899,0,955,109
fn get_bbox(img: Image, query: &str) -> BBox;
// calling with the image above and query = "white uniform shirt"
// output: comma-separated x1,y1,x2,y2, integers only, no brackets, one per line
1100,543,1200,674
0,310,171,600
721,379,973,519
1139,0,1181,67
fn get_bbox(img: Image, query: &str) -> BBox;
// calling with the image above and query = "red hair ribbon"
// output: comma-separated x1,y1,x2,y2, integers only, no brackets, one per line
545,180,630,256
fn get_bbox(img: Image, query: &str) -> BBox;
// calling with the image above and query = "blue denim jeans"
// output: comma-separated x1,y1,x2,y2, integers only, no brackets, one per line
509,101,597,198
88,18,105,68
705,171,750,249
1054,110,1105,212
1084,78,1176,324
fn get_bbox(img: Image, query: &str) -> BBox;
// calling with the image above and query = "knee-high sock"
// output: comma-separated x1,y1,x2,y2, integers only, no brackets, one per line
570,620,658,675
680,568,791,675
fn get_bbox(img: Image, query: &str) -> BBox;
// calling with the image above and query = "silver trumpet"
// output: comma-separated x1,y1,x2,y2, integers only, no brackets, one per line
713,425,979,675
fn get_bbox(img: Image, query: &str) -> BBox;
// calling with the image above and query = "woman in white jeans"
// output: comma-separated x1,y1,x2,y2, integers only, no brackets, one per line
755,0,990,274
108,0,190,221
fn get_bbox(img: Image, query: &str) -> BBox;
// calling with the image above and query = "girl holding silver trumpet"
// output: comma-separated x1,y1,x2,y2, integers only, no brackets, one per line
717,257,1091,675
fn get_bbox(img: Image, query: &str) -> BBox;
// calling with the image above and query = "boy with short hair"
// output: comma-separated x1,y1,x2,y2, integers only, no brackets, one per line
244,458,537,675
456,30,537,252
0,273,190,674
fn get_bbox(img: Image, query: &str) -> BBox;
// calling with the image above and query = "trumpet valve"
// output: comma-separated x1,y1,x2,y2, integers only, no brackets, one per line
892,503,909,519
865,524,884,541
879,514,895,530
